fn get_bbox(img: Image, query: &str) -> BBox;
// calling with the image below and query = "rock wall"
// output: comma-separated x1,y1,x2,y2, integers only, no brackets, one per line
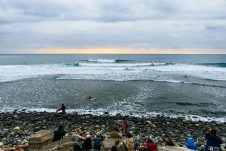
158,146,193,151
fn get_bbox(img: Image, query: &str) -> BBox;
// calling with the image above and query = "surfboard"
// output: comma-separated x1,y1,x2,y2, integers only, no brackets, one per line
88,97,96,101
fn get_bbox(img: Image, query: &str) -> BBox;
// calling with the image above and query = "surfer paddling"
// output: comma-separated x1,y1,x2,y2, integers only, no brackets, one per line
88,96,96,101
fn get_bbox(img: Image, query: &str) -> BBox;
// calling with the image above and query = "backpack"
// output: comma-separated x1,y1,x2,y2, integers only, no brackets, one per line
185,136,197,151
94,136,102,146
117,141,128,151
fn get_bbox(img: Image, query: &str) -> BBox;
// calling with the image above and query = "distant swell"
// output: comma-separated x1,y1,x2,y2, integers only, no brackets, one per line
64,62,80,67
115,59,134,63
84,59,174,66
198,63,226,68
189,82,226,89
166,102,216,107
87,59,115,63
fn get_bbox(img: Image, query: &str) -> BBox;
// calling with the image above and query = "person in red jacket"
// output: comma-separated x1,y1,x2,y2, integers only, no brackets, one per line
146,137,157,151
56,104,66,114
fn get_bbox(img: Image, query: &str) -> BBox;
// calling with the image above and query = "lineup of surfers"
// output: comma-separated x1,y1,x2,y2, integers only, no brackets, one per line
55,102,224,151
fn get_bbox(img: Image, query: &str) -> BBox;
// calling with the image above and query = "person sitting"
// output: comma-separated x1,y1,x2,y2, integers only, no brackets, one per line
185,136,197,150
93,131,103,151
122,116,129,134
82,134,93,151
205,129,222,151
134,136,141,151
56,103,66,114
126,133,134,151
53,125,65,142
74,132,92,151
146,137,157,151
163,136,174,146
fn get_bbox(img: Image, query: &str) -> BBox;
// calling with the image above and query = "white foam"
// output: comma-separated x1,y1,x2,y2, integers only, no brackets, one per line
0,63,226,83
151,64,226,81
1,107,225,123
88,59,115,63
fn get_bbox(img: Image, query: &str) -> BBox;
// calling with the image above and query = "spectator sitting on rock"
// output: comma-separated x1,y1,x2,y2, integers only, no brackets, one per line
126,133,134,151
83,134,93,151
146,137,157,151
134,135,141,151
53,125,65,142
185,135,197,150
74,133,93,151
163,136,174,146
205,129,222,151
93,131,103,151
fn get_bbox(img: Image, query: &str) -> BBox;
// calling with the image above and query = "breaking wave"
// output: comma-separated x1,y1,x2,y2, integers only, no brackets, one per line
198,62,226,68
0,62,226,83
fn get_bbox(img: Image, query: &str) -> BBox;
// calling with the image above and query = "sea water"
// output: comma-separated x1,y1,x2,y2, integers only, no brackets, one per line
0,54,226,122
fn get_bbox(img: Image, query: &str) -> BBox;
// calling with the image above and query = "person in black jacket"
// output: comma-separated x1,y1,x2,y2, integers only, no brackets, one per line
82,134,92,151
205,129,222,151
53,125,65,142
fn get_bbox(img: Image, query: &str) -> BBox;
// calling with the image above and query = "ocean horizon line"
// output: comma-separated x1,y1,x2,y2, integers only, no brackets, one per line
1,53,226,55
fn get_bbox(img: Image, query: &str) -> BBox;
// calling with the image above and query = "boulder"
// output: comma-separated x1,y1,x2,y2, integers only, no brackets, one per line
28,130,53,151
13,127,21,133
158,146,193,151
41,138,74,151
101,138,121,151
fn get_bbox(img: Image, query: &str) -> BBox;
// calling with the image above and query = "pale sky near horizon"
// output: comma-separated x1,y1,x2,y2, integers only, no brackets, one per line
0,0,226,54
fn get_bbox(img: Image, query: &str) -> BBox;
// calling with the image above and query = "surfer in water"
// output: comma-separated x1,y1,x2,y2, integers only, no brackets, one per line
56,104,66,114
88,96,96,101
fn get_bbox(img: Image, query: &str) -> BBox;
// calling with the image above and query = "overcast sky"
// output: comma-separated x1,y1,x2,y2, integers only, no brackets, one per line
0,0,226,54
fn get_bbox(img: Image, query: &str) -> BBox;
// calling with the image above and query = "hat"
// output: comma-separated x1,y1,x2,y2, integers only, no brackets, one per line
86,134,90,138
149,136,155,142
96,131,100,136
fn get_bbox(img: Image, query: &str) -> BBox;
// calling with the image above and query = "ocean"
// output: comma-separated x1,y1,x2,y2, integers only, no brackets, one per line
0,54,226,122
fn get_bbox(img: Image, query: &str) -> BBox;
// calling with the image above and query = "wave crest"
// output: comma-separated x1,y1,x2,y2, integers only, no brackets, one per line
199,63,226,68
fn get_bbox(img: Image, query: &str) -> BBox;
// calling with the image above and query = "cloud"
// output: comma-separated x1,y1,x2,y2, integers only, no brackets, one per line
0,0,226,53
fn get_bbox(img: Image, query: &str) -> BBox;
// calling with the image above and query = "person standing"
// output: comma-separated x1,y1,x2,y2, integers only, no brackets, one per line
123,116,129,134
53,125,65,142
56,103,66,114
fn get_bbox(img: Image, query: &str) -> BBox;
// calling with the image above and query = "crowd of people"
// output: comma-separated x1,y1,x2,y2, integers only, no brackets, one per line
54,104,224,151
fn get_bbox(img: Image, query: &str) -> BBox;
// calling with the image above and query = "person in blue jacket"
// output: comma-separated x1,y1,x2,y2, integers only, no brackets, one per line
93,131,103,151
185,136,197,151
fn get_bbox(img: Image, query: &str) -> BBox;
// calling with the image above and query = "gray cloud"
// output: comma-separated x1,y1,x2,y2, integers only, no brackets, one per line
0,0,226,53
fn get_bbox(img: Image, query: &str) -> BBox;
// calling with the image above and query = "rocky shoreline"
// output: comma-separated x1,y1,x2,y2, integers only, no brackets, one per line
0,111,226,149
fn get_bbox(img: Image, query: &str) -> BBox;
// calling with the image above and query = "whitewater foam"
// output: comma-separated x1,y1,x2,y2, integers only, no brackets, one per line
0,62,226,84
0,107,226,123
88,59,115,63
